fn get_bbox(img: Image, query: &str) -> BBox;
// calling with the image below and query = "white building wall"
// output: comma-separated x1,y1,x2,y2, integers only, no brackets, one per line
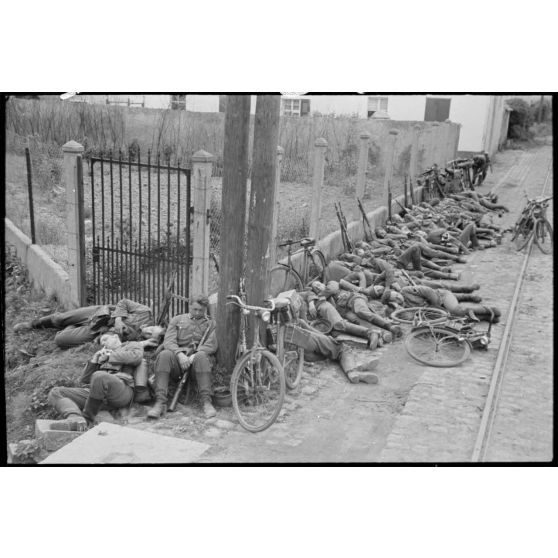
302,95,367,117
185,95,220,112
386,95,427,120
448,95,491,152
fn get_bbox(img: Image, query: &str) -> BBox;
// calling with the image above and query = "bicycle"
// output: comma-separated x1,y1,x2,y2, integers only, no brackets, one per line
269,237,327,297
391,306,449,327
272,296,305,390
394,307,494,368
227,295,286,433
417,165,447,201
511,195,553,254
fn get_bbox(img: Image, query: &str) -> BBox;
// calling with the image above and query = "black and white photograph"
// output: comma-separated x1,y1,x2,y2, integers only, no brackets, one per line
3,93,553,464
1,4,556,558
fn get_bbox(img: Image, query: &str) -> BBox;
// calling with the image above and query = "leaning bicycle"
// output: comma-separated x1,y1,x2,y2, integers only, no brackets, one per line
269,237,327,297
511,195,553,254
227,295,286,433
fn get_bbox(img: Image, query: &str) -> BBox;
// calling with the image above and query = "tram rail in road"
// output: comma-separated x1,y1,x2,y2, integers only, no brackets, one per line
471,160,553,462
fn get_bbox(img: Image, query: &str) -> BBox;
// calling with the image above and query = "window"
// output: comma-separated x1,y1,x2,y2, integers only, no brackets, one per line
368,96,388,117
170,94,186,110
424,97,451,122
283,98,301,116
282,98,311,117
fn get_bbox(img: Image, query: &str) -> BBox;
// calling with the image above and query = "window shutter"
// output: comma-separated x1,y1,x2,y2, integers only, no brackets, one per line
301,99,310,116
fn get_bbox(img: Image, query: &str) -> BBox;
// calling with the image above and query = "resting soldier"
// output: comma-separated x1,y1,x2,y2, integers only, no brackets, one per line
399,285,501,322
275,293,380,384
14,298,155,348
147,295,218,419
47,328,163,430
300,285,382,348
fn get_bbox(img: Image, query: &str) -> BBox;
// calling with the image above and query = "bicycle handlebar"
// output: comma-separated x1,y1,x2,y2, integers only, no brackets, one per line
526,195,553,205
279,237,316,248
226,295,276,313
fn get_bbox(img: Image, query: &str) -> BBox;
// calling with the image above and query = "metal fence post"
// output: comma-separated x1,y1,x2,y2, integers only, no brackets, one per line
24,147,36,244
355,131,371,202
383,129,398,215
63,140,85,307
269,145,284,269
309,137,328,239
191,149,214,296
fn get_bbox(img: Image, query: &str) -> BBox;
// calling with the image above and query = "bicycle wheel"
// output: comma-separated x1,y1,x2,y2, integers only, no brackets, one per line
534,219,553,254
230,349,286,432
305,249,327,286
269,265,303,297
512,220,534,251
276,324,304,390
405,326,471,367
391,306,449,326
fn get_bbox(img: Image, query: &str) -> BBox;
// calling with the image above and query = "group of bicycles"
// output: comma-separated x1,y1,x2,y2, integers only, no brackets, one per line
419,152,491,202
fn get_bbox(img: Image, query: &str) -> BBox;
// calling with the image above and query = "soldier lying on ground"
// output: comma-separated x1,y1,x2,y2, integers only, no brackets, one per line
14,298,155,348
277,293,381,384
147,294,218,420
398,285,501,322
299,285,384,349
47,327,164,431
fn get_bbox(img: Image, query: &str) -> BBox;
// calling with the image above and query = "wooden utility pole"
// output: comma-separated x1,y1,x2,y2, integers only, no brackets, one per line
245,95,281,340
216,95,251,371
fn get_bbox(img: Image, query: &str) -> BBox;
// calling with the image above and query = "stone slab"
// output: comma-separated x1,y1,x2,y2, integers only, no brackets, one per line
40,422,210,464
35,419,84,452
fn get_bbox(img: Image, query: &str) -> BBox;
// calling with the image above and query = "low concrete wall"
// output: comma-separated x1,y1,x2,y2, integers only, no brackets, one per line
5,218,75,309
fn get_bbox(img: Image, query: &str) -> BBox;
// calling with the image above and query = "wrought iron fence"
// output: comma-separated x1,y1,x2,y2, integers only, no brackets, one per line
86,150,192,320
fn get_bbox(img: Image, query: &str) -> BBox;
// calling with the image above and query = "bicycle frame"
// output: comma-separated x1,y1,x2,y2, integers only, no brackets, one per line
277,238,325,287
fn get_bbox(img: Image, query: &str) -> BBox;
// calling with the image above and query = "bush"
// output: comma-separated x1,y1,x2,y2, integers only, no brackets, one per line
507,98,534,139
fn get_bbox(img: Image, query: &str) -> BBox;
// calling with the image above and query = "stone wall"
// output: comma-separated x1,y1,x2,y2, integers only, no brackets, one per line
5,218,74,308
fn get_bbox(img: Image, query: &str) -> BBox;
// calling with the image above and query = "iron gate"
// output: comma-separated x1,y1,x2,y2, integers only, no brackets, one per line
85,150,192,320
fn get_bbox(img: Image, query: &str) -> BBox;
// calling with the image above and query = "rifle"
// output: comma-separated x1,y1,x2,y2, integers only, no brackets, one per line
404,175,408,208
399,267,416,287
409,177,416,206
387,188,392,221
156,272,177,326
168,320,213,412
335,202,354,253
395,198,408,216
357,198,374,242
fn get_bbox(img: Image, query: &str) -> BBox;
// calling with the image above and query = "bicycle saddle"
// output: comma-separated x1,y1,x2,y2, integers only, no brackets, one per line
300,237,316,247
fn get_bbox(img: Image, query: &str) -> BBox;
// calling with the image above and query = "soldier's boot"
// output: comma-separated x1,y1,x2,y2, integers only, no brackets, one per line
338,350,379,384
448,283,480,293
50,413,88,432
367,314,403,339
147,370,169,419
340,321,376,346
464,305,501,323
200,396,217,418
454,293,483,303
82,397,103,425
